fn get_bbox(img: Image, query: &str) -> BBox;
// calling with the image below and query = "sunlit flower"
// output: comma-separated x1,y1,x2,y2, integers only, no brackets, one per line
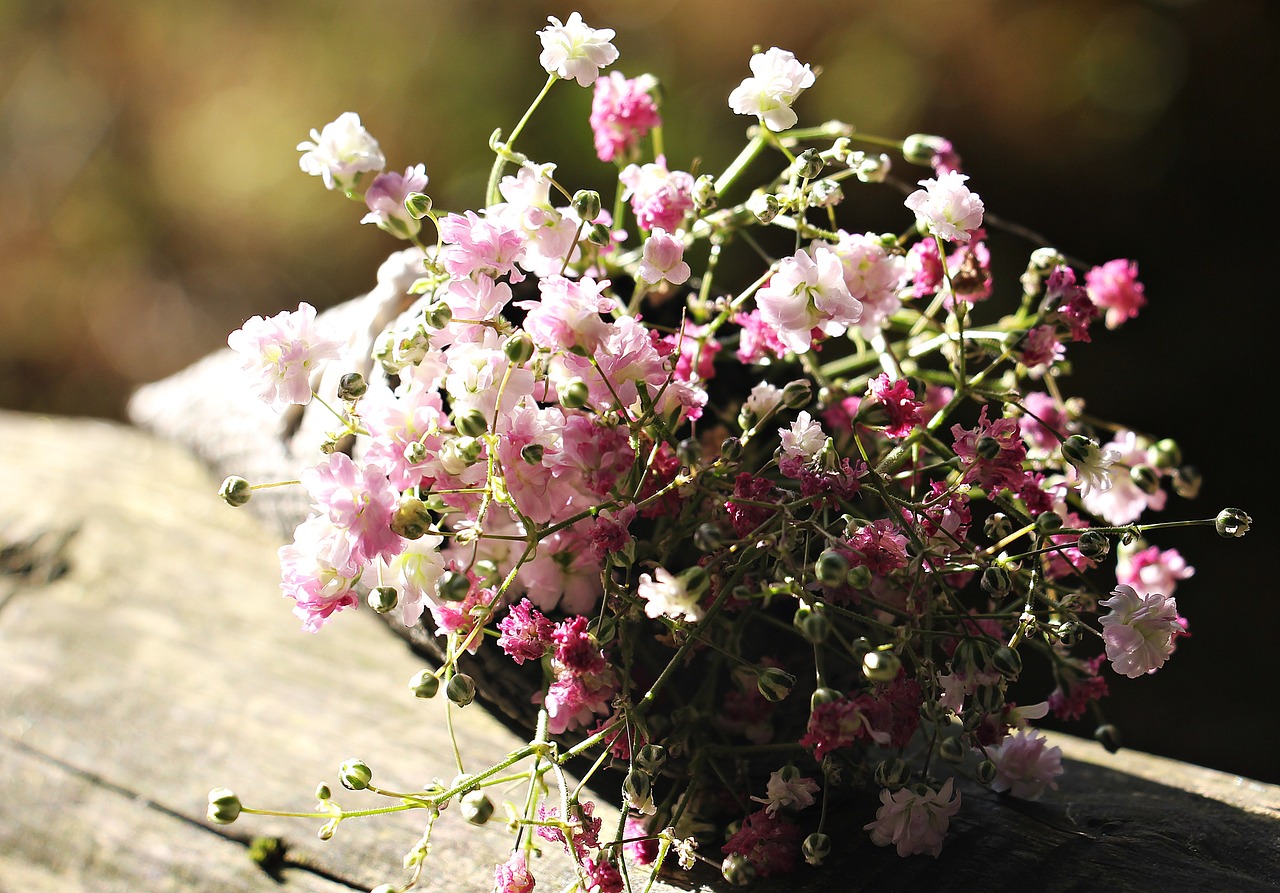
296,111,385,190
728,47,816,132
538,13,619,87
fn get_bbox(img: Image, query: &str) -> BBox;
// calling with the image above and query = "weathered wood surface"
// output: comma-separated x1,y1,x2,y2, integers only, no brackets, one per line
2,410,1279,893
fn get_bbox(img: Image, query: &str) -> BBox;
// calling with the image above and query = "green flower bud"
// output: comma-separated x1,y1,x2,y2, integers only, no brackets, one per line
1215,507,1252,538
391,495,434,540
862,649,901,683
1130,464,1161,495
846,564,872,589
1076,529,1111,561
795,147,824,180
219,475,252,507
694,523,726,552
424,302,453,329
976,759,997,785
635,744,667,774
572,189,602,222
749,192,781,224
207,787,242,824
520,443,545,464
939,734,967,763
1094,723,1122,753
436,570,471,603
781,379,812,409
460,789,494,824
719,436,743,462
798,609,830,644
815,549,849,586
721,853,756,887
693,173,717,210
1036,511,1064,534
847,636,873,662
1060,433,1094,465
337,372,367,401
622,769,653,812
454,408,488,437
981,565,1011,596
679,566,710,597
874,756,909,788
1152,437,1182,469
951,638,989,674
901,133,949,165
315,783,332,801
1173,464,1202,499
756,666,796,702
810,686,842,710
991,645,1022,678
802,831,831,866
559,378,591,410
368,586,398,614
587,222,613,247
403,441,428,465
504,332,535,365
676,437,701,466
456,436,483,464
405,191,433,219
409,669,440,699
446,673,476,707
984,512,1012,540
339,759,372,791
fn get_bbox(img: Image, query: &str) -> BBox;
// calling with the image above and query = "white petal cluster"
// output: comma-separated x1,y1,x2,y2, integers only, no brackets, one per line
728,47,816,132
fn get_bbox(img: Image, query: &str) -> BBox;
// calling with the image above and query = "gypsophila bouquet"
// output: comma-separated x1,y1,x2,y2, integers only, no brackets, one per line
206,12,1253,891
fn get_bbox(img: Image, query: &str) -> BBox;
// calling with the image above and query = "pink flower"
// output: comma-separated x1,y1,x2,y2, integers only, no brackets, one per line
755,246,861,354
828,231,908,334
618,155,695,232
360,164,429,237
494,851,536,893
866,373,924,438
497,598,556,665
279,514,361,632
904,171,984,243
733,308,788,364
800,693,889,760
227,302,344,409
590,71,660,162
438,210,527,283
863,778,961,858
581,856,623,893
301,452,404,572
635,227,691,285
721,809,801,877
989,729,1063,800
727,47,816,133
951,405,1030,494
1081,430,1166,525
537,13,619,87
1099,583,1183,678
1086,258,1146,329
518,275,616,355
1117,545,1195,598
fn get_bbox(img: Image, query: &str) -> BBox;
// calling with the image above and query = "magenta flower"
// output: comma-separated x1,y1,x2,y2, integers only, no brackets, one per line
226,301,344,409
1099,583,1183,678
635,227,691,286
493,851,535,893
863,778,961,858
590,71,660,162
301,452,404,573
360,164,429,238
618,155,695,232
1086,258,1146,329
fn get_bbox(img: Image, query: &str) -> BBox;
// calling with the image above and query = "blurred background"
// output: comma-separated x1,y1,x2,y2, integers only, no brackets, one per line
2,0,1275,782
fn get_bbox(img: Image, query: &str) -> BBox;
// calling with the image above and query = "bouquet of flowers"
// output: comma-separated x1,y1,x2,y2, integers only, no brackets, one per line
203,12,1251,891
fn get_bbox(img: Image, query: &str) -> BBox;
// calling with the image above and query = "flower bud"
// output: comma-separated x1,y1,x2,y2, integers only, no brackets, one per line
460,790,494,824
693,173,718,210
756,666,796,702
1076,529,1110,561
676,437,701,466
219,475,252,507
901,133,949,166
368,586,398,614
409,668,440,699
847,150,891,183
405,191,432,219
1094,723,1122,753
559,378,591,409
1152,437,1182,469
454,408,488,438
635,744,667,774
207,787,242,824
748,192,781,224
939,735,967,763
587,222,613,246
403,441,428,465
810,687,842,710
1130,464,1161,495
503,331,535,365
436,570,471,602
1060,434,1094,465
339,759,372,791
802,831,831,866
976,759,997,785
572,189,602,222
520,443,545,464
991,645,1022,678
719,436,743,462
1036,511,1064,535
795,148,824,180
984,512,1012,540
424,302,453,329
1215,507,1252,538
622,769,653,813
1173,464,1202,499
815,549,849,587
392,495,434,540
951,638,988,674
975,435,1002,460
874,757,909,788
317,819,338,840
797,609,830,644
981,565,1011,596
337,372,367,401
446,673,476,707
846,564,872,589
862,649,901,683
315,782,332,801
781,379,812,409
721,853,756,887
693,523,726,552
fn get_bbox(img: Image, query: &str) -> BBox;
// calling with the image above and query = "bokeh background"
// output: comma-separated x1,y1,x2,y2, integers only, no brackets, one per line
2,0,1275,782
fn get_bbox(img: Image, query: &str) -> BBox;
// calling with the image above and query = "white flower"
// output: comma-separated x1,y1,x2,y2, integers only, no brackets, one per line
297,112,385,191
637,567,704,623
728,47,816,132
750,766,819,816
903,170,984,243
1061,434,1121,497
744,382,784,419
537,13,619,87
779,411,826,463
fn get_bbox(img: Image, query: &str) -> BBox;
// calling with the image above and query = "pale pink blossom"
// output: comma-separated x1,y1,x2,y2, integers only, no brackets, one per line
380,533,447,627
279,514,362,632
296,112,385,190
989,728,1063,800
827,231,908,335
301,452,404,573
750,767,820,816
636,228,691,285
727,47,816,132
755,246,861,354
1117,544,1195,598
1086,258,1146,329
437,210,526,283
863,778,961,858
1099,583,1183,678
518,275,616,355
494,851,536,893
518,529,603,614
537,13,619,87
227,302,344,409
618,155,695,232
904,171,984,243
1081,430,1166,525
637,566,704,622
360,164,429,237
590,71,660,162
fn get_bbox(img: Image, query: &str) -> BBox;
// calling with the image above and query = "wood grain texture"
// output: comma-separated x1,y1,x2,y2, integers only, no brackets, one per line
2,410,1278,893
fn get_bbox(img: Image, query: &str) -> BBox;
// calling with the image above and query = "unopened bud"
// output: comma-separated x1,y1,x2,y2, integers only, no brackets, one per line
339,759,372,791
939,735,967,763
719,436,743,462
1060,434,1094,465
436,570,471,602
981,565,1011,596
622,770,653,813
392,495,434,540
559,378,591,410
901,133,949,166
846,564,872,589
207,788,242,824
975,435,1002,460
587,222,613,246
1094,723,1122,753
504,332,535,365
976,759,997,785
676,437,701,466
1173,464,1202,499
756,666,796,702
795,148,824,180
337,372,367,401
403,441,427,465
874,757,909,788
219,475,252,507
368,586,398,614
315,783,332,801
694,523,726,552
460,790,494,824
748,192,781,224
1152,437,1182,469
1036,511,1064,534
572,189,602,222
984,512,1012,540
454,408,488,438
693,174,717,210
446,673,476,706
802,832,831,866
815,549,849,587
635,744,667,774
721,853,756,887
1215,507,1252,538
991,645,1022,677
1130,465,1161,495
797,609,830,644
862,649,901,683
781,379,812,409
424,302,452,329
409,669,440,699
1076,529,1110,561
405,191,432,219
810,687,842,710
521,443,545,464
